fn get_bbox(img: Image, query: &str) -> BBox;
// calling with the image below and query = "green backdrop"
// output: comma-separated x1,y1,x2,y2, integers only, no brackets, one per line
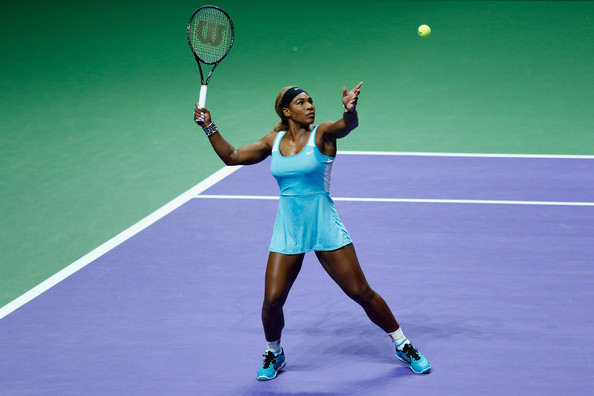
1,1,592,308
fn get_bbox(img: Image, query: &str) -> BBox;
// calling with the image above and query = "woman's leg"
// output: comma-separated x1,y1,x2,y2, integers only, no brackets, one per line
316,244,431,374
262,252,305,341
315,244,400,333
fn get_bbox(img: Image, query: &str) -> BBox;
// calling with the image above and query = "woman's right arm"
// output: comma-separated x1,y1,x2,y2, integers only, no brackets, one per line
194,104,275,166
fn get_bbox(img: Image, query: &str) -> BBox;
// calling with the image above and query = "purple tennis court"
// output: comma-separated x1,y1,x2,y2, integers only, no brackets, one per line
1,153,593,395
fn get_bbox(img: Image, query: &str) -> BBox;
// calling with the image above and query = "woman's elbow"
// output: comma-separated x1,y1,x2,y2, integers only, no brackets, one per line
220,152,238,166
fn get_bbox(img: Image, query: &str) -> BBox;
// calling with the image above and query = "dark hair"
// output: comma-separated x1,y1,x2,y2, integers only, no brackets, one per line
271,86,297,132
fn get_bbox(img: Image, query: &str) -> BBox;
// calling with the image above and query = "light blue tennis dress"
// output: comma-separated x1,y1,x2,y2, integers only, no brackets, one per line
269,126,352,254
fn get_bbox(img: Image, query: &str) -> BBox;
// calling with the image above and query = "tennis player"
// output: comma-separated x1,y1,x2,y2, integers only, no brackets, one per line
193,82,431,379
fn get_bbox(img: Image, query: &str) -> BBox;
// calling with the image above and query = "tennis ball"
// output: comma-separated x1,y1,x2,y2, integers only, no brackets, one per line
418,24,431,37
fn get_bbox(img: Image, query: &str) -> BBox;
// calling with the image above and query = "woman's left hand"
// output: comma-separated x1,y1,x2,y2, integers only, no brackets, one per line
342,81,363,113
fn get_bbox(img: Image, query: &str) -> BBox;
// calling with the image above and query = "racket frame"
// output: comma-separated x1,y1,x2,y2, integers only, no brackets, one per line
187,5,235,107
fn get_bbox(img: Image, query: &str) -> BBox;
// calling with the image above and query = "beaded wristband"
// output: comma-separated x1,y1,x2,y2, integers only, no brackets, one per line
202,122,218,137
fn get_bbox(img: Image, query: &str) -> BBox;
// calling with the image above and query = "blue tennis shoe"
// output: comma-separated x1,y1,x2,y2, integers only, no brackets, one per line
257,348,286,380
395,342,431,374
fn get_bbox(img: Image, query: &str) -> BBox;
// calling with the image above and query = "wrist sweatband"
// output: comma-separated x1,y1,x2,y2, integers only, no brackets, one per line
202,122,218,137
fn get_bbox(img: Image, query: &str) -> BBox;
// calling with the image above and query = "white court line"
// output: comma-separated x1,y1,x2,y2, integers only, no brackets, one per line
195,194,594,207
338,150,594,159
0,166,244,320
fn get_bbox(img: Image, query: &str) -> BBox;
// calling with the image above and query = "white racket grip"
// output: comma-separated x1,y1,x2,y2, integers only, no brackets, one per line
199,85,208,108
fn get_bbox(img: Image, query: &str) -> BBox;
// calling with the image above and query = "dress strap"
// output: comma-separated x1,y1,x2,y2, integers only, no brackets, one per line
307,126,318,147
272,131,286,153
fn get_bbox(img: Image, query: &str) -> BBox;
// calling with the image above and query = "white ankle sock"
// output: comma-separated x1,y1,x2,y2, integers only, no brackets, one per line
266,340,281,354
388,328,410,350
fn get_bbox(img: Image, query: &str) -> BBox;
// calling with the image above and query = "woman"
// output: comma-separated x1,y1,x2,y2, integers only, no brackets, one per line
193,82,431,379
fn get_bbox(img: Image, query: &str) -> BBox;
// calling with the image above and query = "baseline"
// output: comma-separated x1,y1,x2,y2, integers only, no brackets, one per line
338,150,594,159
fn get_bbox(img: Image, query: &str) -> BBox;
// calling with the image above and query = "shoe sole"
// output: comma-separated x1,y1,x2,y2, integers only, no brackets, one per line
411,365,431,374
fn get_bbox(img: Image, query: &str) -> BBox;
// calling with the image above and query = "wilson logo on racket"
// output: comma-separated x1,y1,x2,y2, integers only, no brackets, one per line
196,21,226,46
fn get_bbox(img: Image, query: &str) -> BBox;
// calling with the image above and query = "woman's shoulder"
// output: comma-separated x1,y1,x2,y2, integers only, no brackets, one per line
315,121,334,133
259,130,280,147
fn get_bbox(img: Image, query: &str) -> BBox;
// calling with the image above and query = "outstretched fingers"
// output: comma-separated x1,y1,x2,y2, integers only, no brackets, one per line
343,81,363,111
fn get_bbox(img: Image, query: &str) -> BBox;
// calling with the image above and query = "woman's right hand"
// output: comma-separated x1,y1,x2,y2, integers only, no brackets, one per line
194,104,212,127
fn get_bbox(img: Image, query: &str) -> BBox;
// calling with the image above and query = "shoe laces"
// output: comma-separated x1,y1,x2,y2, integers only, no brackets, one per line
403,343,421,361
261,351,276,369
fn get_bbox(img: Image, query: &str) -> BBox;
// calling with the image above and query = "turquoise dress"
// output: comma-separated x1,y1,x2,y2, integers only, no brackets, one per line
269,126,352,254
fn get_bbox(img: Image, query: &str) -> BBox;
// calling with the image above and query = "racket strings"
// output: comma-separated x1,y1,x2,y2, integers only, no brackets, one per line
189,8,233,64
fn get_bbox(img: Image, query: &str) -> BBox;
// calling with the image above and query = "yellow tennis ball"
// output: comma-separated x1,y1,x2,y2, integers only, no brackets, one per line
418,24,431,37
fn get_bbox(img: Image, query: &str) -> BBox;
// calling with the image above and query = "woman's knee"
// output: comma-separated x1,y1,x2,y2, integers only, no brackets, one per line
262,290,287,313
345,284,377,306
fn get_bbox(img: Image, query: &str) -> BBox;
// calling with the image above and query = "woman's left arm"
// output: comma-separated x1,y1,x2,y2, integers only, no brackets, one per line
317,81,363,140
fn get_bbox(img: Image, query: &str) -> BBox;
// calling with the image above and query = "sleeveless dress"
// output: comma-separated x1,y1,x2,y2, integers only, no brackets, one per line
269,126,352,254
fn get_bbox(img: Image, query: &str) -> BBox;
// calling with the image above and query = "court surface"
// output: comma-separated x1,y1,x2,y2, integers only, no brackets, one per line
1,152,593,395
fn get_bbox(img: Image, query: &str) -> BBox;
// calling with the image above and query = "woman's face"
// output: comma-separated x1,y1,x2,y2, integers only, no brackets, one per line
285,92,315,124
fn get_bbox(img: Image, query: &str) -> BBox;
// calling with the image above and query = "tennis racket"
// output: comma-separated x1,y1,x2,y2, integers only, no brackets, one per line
187,5,234,107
